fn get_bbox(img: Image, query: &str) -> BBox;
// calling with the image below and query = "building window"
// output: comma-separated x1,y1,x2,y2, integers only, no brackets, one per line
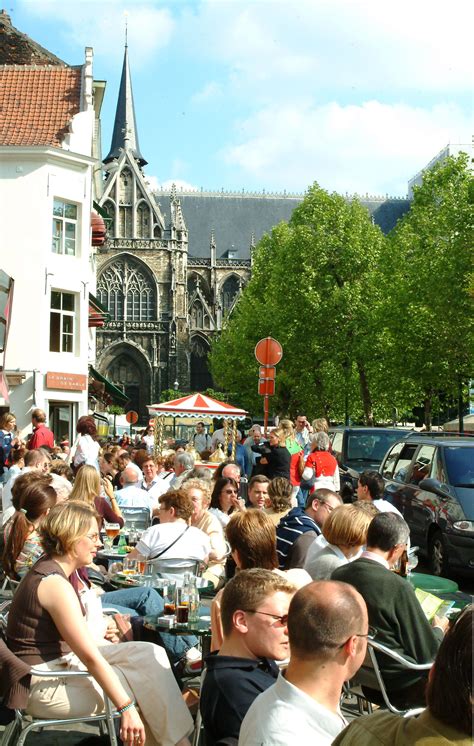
221,275,240,314
50,290,75,352
52,199,77,255
97,258,156,322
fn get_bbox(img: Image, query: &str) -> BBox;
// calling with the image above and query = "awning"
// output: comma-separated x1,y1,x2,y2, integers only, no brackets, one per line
88,365,128,405
89,293,109,328
148,392,247,420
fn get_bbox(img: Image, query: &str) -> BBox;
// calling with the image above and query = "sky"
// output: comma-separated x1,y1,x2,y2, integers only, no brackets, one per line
10,0,474,197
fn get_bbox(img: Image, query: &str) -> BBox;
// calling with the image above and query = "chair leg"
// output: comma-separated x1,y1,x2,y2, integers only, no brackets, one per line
104,697,119,746
0,717,21,746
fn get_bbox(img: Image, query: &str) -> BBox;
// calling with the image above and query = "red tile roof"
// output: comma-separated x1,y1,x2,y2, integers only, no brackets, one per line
0,66,82,147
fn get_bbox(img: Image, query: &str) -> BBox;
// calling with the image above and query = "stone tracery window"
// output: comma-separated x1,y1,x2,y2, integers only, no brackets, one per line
191,300,204,329
97,257,156,321
221,275,240,315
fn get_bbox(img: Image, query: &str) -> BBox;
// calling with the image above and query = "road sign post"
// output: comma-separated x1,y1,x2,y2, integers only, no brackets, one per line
255,337,283,435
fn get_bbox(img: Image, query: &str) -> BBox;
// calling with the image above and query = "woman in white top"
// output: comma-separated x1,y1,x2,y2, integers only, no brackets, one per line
73,415,100,472
304,502,376,580
208,476,245,527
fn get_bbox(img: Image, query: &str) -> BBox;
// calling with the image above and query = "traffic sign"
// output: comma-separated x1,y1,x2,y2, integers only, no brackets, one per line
259,366,275,380
255,337,283,366
125,410,139,425
259,379,275,396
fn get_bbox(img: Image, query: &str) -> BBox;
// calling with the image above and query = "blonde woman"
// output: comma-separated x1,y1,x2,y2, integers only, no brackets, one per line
70,464,123,529
6,500,193,746
181,477,227,587
264,477,294,526
304,502,375,580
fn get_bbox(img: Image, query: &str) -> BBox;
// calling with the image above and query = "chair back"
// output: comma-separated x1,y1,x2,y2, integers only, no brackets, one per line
149,557,201,583
121,507,151,531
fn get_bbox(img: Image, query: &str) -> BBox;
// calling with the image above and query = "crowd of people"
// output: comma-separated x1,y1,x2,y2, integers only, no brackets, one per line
0,408,471,746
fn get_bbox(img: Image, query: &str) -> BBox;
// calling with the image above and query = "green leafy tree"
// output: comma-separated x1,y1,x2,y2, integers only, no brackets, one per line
382,154,474,428
211,184,387,423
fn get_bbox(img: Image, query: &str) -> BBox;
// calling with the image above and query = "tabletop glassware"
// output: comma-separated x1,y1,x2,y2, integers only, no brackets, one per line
104,522,120,550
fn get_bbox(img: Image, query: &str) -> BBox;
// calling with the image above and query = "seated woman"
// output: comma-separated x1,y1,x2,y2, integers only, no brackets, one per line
211,510,311,651
264,477,294,526
304,502,375,580
209,476,244,527
6,500,193,746
69,464,124,529
181,478,227,588
302,431,340,492
2,475,57,579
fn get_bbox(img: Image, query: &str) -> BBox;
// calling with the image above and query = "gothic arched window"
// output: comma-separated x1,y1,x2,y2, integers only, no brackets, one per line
136,202,149,238
97,257,157,322
103,200,115,234
221,275,240,315
191,301,204,329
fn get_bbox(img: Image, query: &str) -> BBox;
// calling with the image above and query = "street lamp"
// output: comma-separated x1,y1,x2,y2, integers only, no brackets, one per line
173,380,179,391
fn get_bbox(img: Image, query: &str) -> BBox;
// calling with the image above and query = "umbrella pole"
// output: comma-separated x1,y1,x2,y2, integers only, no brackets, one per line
231,420,237,461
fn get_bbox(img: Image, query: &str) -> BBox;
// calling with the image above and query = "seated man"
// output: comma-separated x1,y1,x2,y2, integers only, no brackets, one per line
276,488,342,569
130,489,211,566
239,579,369,746
332,512,448,709
140,455,170,501
357,470,404,516
200,568,296,746
115,465,156,515
333,604,473,745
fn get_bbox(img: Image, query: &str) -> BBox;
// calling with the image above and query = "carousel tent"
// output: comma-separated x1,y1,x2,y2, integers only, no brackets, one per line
147,393,247,419
442,414,474,432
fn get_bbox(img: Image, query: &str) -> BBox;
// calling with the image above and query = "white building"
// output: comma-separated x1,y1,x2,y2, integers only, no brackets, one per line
408,142,473,198
0,11,106,443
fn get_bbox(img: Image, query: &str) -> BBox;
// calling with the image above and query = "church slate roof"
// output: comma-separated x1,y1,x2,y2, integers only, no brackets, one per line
0,65,82,147
154,190,411,259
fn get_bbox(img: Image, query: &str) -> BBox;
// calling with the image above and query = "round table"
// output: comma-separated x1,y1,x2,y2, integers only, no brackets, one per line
108,572,214,594
409,572,459,595
143,614,212,658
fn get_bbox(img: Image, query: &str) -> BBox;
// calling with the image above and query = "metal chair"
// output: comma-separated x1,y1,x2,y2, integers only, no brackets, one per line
345,637,433,718
0,601,121,746
150,557,202,582
121,507,151,531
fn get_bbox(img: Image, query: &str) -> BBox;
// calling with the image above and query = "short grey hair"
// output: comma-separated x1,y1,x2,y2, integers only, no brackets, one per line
175,452,195,470
310,431,330,451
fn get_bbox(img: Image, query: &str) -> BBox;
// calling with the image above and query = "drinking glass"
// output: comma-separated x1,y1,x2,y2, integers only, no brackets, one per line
163,580,176,616
175,587,189,625
104,522,120,550
123,558,137,576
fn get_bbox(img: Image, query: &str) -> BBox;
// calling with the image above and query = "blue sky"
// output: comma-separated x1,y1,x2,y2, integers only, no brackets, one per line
12,0,473,196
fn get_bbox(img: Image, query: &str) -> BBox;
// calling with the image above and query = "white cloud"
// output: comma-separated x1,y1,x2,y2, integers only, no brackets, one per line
223,100,472,195
146,176,199,194
18,0,174,66
191,81,222,104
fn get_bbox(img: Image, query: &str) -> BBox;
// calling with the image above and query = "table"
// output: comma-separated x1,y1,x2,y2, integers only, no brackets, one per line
409,572,459,595
143,614,212,658
108,572,214,594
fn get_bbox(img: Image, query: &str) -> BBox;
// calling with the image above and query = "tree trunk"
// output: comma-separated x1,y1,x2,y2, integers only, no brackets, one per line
357,361,374,426
424,395,432,431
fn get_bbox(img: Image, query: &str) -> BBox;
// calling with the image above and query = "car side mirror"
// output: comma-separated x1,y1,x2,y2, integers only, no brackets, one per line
418,478,450,499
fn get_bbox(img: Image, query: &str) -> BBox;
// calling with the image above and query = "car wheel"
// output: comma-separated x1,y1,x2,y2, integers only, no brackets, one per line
429,530,448,576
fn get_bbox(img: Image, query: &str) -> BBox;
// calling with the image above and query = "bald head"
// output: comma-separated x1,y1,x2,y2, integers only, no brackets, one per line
122,466,139,486
287,580,367,660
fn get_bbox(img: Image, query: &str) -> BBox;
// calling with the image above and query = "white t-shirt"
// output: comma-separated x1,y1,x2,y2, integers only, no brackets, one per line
239,673,348,746
373,499,404,518
136,522,211,564
115,485,156,514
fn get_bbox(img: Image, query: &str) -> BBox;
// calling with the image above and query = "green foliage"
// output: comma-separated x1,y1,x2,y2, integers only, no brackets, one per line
210,158,474,427
107,405,125,415
160,388,186,402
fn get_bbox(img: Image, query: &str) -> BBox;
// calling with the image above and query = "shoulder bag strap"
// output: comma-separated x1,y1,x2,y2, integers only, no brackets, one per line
148,524,190,561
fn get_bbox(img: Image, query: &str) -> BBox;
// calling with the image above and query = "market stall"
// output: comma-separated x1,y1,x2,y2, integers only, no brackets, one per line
147,393,248,460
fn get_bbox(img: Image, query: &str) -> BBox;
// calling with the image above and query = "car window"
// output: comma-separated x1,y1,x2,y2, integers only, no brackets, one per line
407,445,436,485
444,446,474,487
382,441,405,479
346,431,408,464
432,448,448,484
332,433,343,460
392,444,418,483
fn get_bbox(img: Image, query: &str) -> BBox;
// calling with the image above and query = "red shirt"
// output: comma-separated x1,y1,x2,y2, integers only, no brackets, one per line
304,450,338,478
28,423,54,450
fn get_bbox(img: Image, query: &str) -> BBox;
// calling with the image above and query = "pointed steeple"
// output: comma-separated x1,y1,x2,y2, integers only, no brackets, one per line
104,44,147,167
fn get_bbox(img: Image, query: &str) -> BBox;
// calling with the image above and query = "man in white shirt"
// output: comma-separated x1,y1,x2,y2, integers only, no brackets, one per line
239,579,369,746
357,470,404,517
115,466,156,515
169,452,195,489
130,489,211,566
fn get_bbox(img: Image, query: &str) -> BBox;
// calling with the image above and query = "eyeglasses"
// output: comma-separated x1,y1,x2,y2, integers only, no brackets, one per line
329,626,377,648
85,533,100,542
318,501,335,513
242,610,289,626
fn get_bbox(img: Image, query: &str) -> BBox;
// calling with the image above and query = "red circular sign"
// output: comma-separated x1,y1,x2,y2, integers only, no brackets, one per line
125,410,139,425
255,337,283,366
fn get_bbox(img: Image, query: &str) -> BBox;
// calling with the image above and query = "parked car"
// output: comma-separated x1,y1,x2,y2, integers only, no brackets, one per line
379,433,474,576
328,427,413,499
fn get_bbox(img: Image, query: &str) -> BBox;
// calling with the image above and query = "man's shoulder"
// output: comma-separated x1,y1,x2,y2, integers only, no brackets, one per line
333,710,408,746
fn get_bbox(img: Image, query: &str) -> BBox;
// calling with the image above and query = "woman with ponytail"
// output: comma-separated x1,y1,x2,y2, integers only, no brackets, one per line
2,474,57,579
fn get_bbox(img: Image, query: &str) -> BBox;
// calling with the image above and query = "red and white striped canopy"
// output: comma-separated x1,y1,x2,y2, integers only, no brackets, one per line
147,393,247,420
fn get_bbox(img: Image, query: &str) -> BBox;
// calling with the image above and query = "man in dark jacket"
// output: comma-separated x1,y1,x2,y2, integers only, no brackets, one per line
200,569,295,746
276,488,342,569
332,512,449,709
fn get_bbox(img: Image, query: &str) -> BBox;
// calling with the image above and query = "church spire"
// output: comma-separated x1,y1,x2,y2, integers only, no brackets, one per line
104,44,147,167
